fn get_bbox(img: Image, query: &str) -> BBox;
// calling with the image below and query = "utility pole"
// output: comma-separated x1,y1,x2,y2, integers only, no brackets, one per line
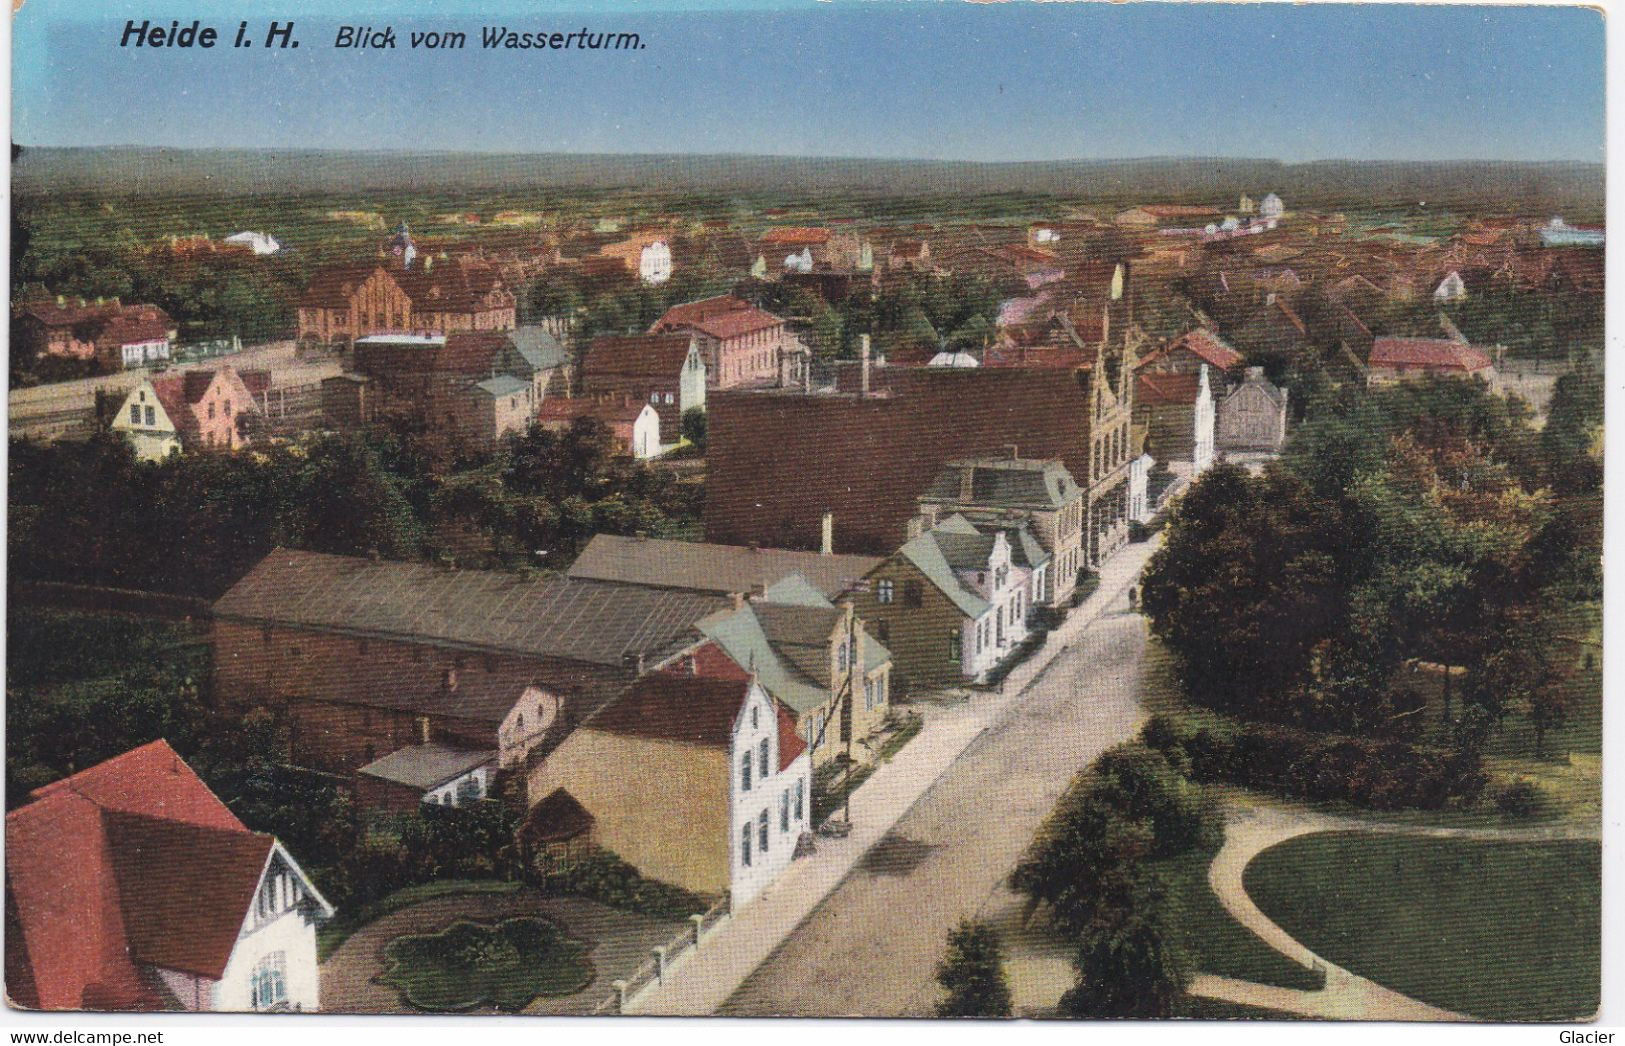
842,604,857,826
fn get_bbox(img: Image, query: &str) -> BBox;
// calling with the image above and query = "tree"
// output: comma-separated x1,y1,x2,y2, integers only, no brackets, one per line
1056,869,1191,1019
681,407,708,449
934,920,1013,1017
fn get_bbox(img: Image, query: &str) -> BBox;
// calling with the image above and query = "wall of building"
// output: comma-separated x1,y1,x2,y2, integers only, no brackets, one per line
528,730,731,896
851,559,974,692
212,908,321,1013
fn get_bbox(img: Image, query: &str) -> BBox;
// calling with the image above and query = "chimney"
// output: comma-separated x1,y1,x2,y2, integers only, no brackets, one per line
442,666,459,692
906,514,927,541
415,716,432,745
1006,444,1020,460
622,652,646,675
730,592,746,611
750,581,767,601
821,511,835,556
859,334,872,398
958,466,975,501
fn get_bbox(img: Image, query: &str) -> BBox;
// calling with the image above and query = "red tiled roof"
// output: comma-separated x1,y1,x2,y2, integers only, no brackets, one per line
1368,337,1494,372
5,741,276,1010
537,396,649,426
1143,330,1244,373
653,295,782,341
587,674,750,747
298,262,391,308
1136,371,1204,406
760,227,831,246
776,701,807,771
583,335,695,382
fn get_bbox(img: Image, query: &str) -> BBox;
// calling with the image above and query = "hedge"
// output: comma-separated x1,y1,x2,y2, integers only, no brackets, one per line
1139,714,1486,811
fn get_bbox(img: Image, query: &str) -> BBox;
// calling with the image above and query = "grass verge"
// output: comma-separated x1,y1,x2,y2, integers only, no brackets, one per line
317,879,522,961
1244,831,1600,1021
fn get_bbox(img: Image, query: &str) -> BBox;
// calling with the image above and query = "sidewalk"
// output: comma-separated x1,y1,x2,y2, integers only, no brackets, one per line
626,536,1162,1015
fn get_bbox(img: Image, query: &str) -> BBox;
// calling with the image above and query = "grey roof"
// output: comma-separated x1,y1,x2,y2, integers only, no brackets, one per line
472,374,529,397
358,743,494,791
214,548,726,668
918,457,1081,512
504,326,570,372
567,535,883,599
895,515,992,620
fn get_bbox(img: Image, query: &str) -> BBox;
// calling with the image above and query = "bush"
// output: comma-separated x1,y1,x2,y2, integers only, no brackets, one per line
1495,777,1548,818
934,920,1013,1017
534,848,706,917
1139,714,1487,811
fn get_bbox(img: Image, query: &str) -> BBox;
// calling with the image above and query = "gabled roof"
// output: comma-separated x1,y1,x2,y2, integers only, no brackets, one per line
1141,329,1244,373
504,326,570,372
583,334,696,382
1136,371,1205,407
1368,337,1494,372
358,743,494,791
895,515,992,620
517,788,595,845
759,227,831,246
213,548,724,669
472,374,530,398
652,295,783,341
567,535,881,599
585,674,752,747
918,456,1081,511
5,741,330,1010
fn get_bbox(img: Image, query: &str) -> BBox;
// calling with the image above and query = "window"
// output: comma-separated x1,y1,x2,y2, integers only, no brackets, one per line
741,823,752,866
740,751,752,792
758,737,769,779
664,392,675,404
758,809,770,853
144,405,155,426
876,579,894,604
864,676,875,711
875,620,890,644
903,581,923,608
949,631,962,662
837,642,848,673
794,778,805,820
129,404,141,424
751,705,759,729
251,952,288,1011
780,790,790,832
650,392,660,403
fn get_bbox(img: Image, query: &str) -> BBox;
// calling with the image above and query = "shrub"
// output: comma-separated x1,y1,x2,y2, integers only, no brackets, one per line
535,848,706,917
1138,715,1486,811
1496,777,1548,818
934,920,1013,1017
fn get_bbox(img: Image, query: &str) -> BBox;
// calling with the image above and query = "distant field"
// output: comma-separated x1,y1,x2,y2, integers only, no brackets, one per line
1244,832,1601,1022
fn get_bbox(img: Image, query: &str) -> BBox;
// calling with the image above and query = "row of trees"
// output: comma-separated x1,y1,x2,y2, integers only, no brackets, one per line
1141,374,1599,750
9,417,703,600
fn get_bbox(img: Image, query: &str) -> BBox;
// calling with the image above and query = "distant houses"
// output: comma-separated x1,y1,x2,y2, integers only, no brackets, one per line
1365,336,1497,386
5,740,333,1012
15,297,175,371
109,366,269,460
650,295,797,390
296,254,516,349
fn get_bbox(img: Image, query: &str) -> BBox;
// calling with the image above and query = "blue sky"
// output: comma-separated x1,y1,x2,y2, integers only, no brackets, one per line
12,1,1605,162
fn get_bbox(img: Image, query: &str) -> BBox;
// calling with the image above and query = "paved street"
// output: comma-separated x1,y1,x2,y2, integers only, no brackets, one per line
721,598,1153,1017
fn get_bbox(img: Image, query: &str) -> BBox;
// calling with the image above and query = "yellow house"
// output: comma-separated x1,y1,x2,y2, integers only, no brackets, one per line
525,673,811,904
108,380,182,461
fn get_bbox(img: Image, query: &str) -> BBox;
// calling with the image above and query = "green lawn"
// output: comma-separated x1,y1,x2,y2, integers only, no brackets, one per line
377,916,592,1012
1244,832,1600,1021
317,879,522,960
1153,849,1325,992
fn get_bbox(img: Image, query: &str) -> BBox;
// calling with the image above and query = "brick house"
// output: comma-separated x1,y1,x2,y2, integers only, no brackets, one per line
210,549,725,791
1365,337,1497,386
649,295,788,390
535,396,662,458
1136,329,1245,383
581,333,706,438
296,258,515,348
15,297,174,371
1216,366,1290,454
1134,365,1215,476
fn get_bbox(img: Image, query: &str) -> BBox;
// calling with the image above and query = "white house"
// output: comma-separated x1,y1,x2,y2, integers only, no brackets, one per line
729,678,813,906
224,231,283,256
1129,451,1155,523
1193,363,1216,476
4,740,334,1013
1260,193,1285,220
1433,269,1467,302
639,240,673,285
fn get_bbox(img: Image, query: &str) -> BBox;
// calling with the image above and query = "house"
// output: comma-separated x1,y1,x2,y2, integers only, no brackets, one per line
211,548,725,781
596,235,674,285
1134,365,1215,478
1365,337,1496,386
525,673,811,904
914,454,1086,607
464,374,535,448
1432,269,1468,302
1115,205,1222,228
1127,425,1154,524
1216,366,1290,455
758,227,868,272
1136,329,1245,382
296,257,516,348
650,295,789,390
887,239,932,272
1540,217,1605,248
498,326,573,403
567,533,882,600
581,334,707,441
223,231,282,255
1259,193,1286,220
685,574,892,769
15,297,174,371
355,742,498,812
536,397,661,459
107,380,183,461
5,740,334,1012
853,514,1044,690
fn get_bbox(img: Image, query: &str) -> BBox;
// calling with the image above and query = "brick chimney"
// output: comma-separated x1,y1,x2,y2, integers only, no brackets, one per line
859,334,871,398
821,511,835,556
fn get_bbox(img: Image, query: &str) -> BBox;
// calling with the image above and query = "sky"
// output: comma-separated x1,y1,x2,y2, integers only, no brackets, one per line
10,1,1607,163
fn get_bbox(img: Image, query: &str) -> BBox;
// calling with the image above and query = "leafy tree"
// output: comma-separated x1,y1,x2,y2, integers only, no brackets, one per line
1057,870,1191,1019
934,920,1013,1018
681,407,708,449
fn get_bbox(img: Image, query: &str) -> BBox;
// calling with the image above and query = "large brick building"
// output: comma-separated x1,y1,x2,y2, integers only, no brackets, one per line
296,258,516,348
211,549,725,789
649,295,791,390
14,297,175,371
